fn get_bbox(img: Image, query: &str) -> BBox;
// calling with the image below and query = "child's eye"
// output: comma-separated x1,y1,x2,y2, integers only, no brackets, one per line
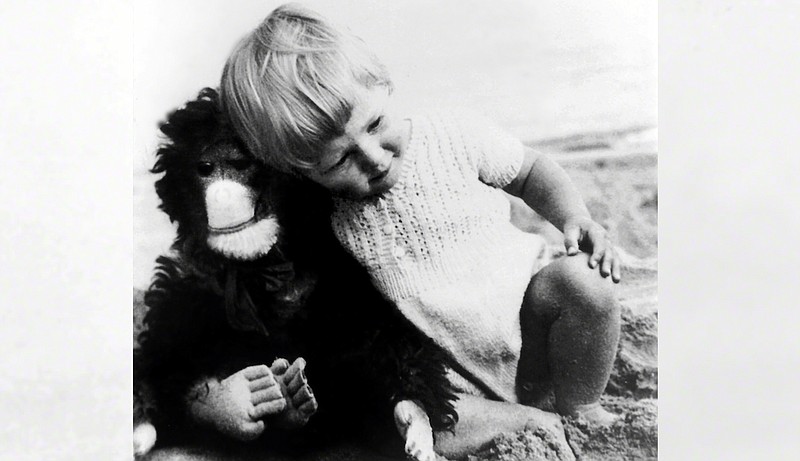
367,116,383,133
325,150,354,174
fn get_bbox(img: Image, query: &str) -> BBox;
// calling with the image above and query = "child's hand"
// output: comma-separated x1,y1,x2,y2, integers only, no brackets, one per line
269,357,319,429
188,365,286,441
563,216,621,283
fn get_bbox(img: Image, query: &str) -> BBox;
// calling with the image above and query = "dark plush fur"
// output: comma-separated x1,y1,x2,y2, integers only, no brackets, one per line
135,88,457,455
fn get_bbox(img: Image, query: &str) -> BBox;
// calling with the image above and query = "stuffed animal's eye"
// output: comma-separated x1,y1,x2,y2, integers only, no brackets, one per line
197,162,214,177
228,158,252,171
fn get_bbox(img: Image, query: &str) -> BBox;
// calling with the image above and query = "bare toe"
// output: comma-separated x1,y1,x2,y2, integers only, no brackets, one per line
569,403,619,426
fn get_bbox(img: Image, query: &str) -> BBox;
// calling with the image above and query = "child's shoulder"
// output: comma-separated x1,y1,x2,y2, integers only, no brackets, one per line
414,110,519,155
409,110,508,152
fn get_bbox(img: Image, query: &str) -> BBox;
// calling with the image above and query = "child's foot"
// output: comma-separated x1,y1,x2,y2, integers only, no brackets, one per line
564,402,619,426
394,400,436,461
188,364,286,441
269,357,318,429
562,397,657,461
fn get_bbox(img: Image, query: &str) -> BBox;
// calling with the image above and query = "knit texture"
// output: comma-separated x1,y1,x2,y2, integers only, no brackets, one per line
331,112,548,402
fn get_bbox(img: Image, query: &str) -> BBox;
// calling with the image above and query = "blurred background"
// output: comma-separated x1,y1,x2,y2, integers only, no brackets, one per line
133,0,657,289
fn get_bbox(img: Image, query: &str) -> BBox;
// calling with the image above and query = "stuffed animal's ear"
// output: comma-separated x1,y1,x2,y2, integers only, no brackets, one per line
158,88,221,143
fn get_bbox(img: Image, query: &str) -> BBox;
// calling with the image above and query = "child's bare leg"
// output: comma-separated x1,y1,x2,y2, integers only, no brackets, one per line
394,400,435,461
187,365,286,441
520,252,620,424
269,357,318,429
433,394,570,459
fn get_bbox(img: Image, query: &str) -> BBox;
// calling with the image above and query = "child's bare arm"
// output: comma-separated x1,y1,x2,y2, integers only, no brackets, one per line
504,147,621,282
186,365,286,441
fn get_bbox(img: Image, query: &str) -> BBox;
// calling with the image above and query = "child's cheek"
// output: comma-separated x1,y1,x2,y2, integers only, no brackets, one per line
307,173,343,194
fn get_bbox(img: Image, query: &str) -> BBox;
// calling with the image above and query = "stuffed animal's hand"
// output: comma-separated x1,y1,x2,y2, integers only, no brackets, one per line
268,357,319,429
394,399,437,461
188,365,286,441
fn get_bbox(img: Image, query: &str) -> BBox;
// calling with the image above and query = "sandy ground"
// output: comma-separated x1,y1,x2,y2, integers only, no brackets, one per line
134,126,657,460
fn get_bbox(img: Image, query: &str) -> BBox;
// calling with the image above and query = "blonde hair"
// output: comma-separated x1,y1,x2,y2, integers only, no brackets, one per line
221,3,392,173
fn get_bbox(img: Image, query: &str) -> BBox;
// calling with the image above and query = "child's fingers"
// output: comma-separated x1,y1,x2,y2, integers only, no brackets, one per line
563,223,581,256
611,254,622,283
600,250,613,278
587,228,607,268
250,397,286,420
270,358,290,375
242,365,271,380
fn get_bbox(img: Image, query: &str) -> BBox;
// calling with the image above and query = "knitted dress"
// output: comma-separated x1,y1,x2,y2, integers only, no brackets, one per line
331,113,549,403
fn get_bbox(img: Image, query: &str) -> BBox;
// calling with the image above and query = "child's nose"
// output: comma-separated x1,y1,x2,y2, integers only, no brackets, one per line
359,143,390,172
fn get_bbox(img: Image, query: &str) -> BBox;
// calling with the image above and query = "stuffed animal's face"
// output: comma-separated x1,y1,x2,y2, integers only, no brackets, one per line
153,88,287,261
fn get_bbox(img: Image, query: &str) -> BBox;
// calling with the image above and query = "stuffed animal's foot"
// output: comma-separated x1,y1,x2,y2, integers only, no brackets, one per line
270,358,319,429
188,365,285,441
133,421,157,457
394,400,437,461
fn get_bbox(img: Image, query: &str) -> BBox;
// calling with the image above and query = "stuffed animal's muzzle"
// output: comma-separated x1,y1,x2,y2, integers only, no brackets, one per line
205,180,280,260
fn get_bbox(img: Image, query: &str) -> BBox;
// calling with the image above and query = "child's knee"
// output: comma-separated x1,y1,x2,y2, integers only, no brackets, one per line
547,254,619,317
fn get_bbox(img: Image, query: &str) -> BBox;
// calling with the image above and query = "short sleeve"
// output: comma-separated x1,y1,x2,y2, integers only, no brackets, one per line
454,112,525,188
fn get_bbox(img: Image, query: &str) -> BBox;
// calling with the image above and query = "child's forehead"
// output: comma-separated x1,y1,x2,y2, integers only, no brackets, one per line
344,86,390,126
315,86,389,151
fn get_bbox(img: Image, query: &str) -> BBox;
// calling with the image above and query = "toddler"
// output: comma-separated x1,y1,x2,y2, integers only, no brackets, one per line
221,4,622,458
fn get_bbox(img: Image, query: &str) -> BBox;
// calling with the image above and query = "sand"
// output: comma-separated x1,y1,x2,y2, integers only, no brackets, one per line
135,127,658,460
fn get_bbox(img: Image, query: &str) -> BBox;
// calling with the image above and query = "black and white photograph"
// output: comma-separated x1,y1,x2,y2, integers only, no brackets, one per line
3,1,800,460
132,1,656,460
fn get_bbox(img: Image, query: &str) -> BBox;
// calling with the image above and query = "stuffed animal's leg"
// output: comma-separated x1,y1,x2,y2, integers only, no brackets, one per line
394,400,436,461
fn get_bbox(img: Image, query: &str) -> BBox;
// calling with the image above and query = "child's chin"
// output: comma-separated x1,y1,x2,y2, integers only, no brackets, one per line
365,177,398,197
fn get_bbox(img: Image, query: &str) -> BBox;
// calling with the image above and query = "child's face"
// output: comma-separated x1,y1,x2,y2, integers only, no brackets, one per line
304,85,408,200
